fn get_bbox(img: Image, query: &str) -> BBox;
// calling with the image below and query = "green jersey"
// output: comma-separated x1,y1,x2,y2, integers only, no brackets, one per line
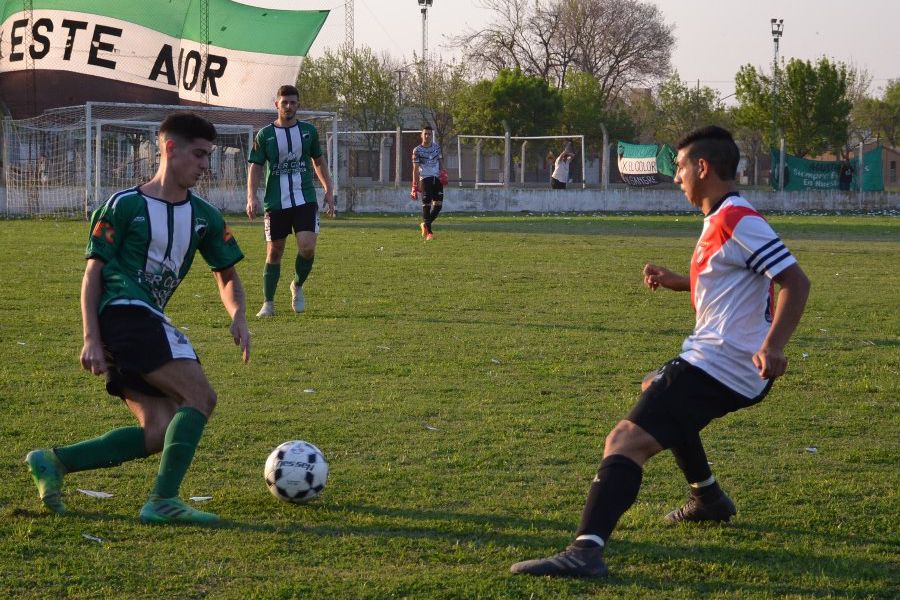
86,187,244,317
248,121,323,211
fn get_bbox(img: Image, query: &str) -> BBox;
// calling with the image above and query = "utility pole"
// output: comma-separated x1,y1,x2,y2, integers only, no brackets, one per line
417,0,433,64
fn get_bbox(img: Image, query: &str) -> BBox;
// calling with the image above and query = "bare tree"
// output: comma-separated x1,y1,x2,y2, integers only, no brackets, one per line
453,0,674,103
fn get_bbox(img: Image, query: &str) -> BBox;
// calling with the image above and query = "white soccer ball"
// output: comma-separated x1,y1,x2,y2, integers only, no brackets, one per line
264,440,328,503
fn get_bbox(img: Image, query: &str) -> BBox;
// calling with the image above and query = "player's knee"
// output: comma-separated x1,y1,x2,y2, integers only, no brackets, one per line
605,420,641,453
298,246,315,259
195,386,217,417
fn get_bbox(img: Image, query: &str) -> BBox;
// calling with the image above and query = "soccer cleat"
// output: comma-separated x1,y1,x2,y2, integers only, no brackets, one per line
510,544,608,578
420,222,427,238
25,448,67,514
664,491,736,524
139,496,220,525
290,280,305,313
256,301,274,318
425,231,434,241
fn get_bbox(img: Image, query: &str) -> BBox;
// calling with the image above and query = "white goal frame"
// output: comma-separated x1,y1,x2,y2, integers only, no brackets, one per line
456,134,586,188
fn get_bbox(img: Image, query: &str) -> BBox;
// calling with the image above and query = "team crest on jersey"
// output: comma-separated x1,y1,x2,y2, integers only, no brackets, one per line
194,217,208,239
92,221,115,244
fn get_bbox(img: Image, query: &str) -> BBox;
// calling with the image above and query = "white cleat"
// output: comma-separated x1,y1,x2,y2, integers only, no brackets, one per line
256,301,274,317
290,281,305,313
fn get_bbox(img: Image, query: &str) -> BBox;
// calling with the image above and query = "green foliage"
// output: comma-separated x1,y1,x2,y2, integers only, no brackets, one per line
407,60,471,149
648,73,730,145
852,80,900,147
735,57,853,157
559,72,636,151
296,47,397,132
454,69,562,137
1,215,898,599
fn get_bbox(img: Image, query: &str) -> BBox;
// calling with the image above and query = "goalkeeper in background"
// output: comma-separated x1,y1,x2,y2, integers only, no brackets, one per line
411,125,447,241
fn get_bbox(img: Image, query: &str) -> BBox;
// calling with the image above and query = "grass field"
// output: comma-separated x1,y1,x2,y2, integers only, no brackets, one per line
0,213,897,599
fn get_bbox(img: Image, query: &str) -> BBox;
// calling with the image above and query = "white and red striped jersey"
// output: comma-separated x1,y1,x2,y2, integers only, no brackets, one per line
680,193,796,398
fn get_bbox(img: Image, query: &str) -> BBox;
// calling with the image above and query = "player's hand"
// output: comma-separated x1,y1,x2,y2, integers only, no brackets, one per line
80,338,108,375
410,183,418,200
642,263,672,291
246,197,258,221
323,190,336,218
230,315,251,364
439,169,449,186
753,345,787,379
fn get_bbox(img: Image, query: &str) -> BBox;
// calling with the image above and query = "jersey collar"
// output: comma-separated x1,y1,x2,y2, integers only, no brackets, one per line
707,191,741,216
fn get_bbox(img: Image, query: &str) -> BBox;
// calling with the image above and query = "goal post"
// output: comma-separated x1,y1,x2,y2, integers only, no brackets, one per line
2,102,339,217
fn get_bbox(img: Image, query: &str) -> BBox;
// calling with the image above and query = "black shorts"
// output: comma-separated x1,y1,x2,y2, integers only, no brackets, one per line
626,358,772,449
551,177,566,189
99,305,198,399
420,176,444,202
264,203,320,242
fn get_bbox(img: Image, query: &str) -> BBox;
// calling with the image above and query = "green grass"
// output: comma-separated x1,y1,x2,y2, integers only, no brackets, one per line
0,213,897,599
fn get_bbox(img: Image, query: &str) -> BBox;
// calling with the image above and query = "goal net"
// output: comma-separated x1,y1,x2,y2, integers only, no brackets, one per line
2,102,338,217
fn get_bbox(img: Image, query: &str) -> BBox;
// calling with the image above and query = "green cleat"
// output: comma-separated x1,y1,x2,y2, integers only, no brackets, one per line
25,449,67,514
139,496,220,525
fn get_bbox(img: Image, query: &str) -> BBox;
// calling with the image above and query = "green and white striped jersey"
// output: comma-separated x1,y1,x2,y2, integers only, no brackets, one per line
86,187,244,317
248,121,323,212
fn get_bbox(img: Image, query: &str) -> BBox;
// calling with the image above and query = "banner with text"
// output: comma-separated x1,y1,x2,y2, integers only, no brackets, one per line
0,0,328,116
617,142,676,186
770,147,884,192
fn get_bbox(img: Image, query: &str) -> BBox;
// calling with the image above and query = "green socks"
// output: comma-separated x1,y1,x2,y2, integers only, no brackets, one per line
295,254,314,287
151,407,208,499
54,426,148,473
263,262,281,302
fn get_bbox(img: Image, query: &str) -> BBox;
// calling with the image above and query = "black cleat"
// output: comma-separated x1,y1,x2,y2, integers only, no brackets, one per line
510,544,608,578
665,491,736,524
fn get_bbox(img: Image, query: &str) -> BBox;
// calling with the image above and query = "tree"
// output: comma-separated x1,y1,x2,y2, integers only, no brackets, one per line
406,59,471,150
649,73,729,144
296,47,397,175
454,0,673,103
559,71,635,151
851,80,900,147
734,57,852,157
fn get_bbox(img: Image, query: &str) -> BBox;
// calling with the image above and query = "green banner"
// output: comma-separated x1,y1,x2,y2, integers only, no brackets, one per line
770,147,884,192
617,142,676,186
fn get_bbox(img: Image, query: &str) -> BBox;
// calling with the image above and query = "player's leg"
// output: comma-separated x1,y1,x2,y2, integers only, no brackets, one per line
427,180,444,237
665,433,735,523
137,358,220,524
290,203,320,313
258,210,289,317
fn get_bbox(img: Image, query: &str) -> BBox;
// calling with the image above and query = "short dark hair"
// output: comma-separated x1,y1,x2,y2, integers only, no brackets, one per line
676,125,739,181
159,112,216,143
277,84,300,98
422,125,433,131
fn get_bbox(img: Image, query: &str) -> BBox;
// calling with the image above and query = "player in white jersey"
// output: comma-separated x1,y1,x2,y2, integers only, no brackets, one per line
411,125,447,240
511,126,810,578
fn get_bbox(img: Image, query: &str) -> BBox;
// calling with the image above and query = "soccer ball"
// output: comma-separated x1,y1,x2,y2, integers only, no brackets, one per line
264,440,328,503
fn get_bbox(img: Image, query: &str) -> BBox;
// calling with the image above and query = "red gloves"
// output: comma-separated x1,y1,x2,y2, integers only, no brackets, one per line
439,169,449,186
410,182,418,200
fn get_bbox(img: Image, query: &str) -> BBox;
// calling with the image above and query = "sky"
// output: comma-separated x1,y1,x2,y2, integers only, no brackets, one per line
239,0,899,99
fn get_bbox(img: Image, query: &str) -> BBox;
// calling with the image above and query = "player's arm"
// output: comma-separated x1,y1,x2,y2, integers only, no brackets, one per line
643,263,690,292
80,258,107,375
312,155,335,217
753,263,810,379
246,162,264,220
213,266,250,364
411,157,420,199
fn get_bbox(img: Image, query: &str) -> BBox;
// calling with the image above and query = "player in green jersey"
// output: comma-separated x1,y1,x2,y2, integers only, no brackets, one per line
246,84,335,317
25,113,250,525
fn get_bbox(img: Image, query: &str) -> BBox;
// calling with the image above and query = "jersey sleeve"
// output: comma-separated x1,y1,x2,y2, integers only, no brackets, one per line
308,126,323,160
732,216,797,279
198,208,244,271
85,195,129,262
247,128,267,165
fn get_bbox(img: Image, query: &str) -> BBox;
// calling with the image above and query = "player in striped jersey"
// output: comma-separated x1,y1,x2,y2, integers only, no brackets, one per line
25,113,250,524
411,125,447,240
511,126,810,578
246,84,335,317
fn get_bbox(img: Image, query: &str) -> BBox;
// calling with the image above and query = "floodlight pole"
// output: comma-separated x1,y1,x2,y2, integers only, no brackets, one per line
770,18,784,149
418,0,433,64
